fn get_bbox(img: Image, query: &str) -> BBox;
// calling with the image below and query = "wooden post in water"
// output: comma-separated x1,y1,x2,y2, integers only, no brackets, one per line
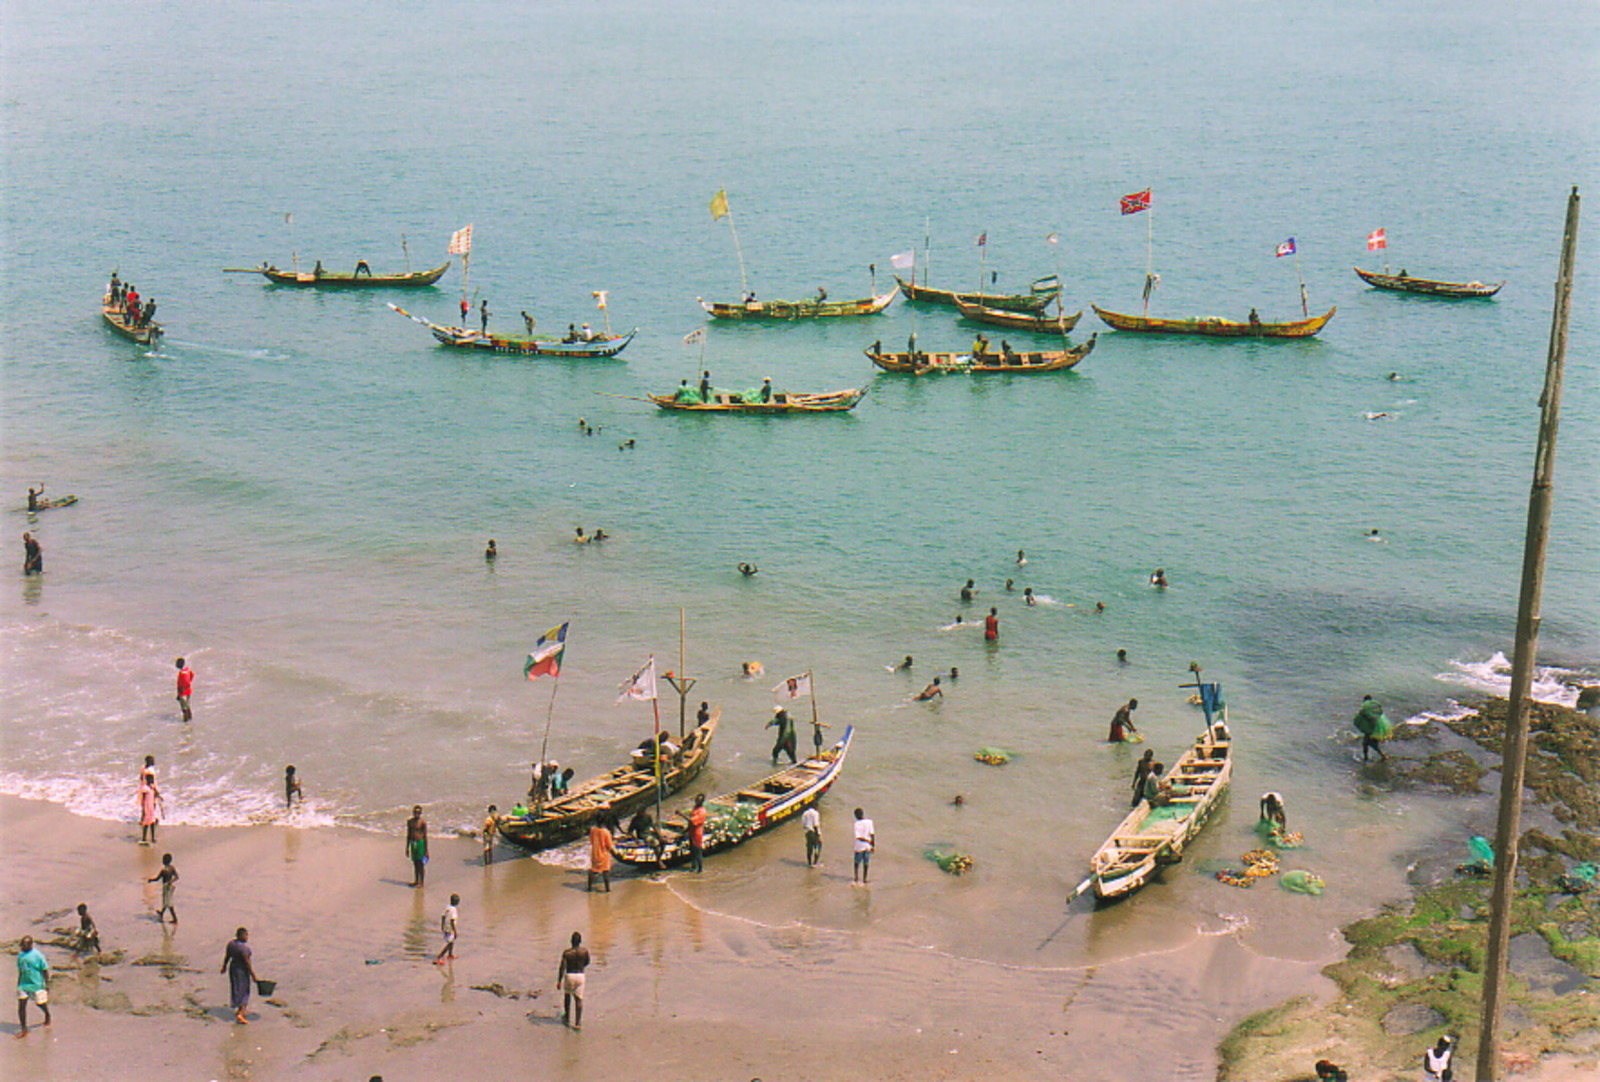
1474,185,1580,1082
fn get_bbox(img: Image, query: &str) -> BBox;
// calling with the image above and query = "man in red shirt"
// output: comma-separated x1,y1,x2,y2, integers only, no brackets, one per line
984,607,999,642
174,657,194,721
687,793,707,873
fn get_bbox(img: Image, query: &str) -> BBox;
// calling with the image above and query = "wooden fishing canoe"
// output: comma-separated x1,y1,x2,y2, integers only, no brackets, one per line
495,711,719,852
894,275,1060,313
227,261,451,287
955,297,1083,333
865,334,1094,374
101,297,162,345
1354,268,1503,298
612,725,854,869
1092,305,1335,338
388,304,636,358
650,387,865,412
698,288,897,320
1088,712,1232,901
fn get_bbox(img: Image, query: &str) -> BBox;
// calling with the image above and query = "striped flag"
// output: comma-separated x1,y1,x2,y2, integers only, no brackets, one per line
683,327,706,346
448,224,474,255
1275,238,1297,258
524,623,569,681
1120,189,1152,215
617,656,658,702
976,232,987,248
1366,227,1387,251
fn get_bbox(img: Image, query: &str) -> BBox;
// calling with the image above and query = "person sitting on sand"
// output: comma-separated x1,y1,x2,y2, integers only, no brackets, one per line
915,676,943,702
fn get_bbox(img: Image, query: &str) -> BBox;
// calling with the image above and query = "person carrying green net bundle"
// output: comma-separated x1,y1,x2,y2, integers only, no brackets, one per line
1352,695,1393,761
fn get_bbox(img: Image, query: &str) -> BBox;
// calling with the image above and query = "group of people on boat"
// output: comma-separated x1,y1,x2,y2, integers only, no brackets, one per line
527,760,575,803
310,259,373,278
106,273,156,329
563,323,602,343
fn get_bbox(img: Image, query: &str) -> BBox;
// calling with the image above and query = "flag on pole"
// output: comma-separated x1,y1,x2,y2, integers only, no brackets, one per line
890,250,915,270
1120,189,1152,215
1366,227,1387,251
1275,238,1297,258
617,657,658,702
448,224,474,255
1046,232,1060,245
592,290,609,309
710,189,729,221
1031,274,1061,293
773,672,812,701
524,623,569,681
683,327,706,346
976,232,987,247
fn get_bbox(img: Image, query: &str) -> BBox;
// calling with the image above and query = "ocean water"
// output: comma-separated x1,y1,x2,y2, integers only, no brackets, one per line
2,0,1597,972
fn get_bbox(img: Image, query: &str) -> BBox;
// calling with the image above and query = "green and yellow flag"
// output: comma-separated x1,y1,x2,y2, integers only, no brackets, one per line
709,189,729,221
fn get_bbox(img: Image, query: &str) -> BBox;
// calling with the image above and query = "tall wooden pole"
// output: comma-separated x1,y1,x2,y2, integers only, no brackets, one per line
1474,185,1579,1082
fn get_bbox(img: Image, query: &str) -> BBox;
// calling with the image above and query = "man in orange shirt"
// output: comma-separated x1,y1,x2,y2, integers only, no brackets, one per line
587,816,614,893
984,608,999,642
687,794,707,873
174,658,194,721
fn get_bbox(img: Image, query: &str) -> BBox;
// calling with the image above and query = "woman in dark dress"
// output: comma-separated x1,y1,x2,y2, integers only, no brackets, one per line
222,928,257,1023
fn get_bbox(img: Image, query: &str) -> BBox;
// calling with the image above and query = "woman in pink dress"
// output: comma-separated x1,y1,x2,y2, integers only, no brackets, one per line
138,777,162,845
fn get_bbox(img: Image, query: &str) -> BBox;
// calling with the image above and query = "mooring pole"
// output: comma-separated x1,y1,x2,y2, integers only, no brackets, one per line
1474,185,1579,1081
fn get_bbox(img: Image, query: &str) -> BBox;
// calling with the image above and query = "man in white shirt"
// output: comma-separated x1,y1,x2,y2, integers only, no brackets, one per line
852,807,875,884
801,806,822,867
435,894,459,964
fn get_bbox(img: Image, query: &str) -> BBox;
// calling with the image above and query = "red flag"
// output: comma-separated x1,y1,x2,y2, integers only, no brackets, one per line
1366,228,1386,251
976,232,987,247
1120,189,1152,215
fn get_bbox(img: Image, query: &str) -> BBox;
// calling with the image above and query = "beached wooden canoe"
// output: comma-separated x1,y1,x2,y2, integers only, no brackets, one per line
955,297,1083,334
895,275,1059,314
1088,703,1232,901
1092,305,1335,338
1354,268,1504,298
495,711,719,852
226,261,451,288
612,725,854,869
865,334,1094,374
101,297,162,345
698,288,897,320
650,387,865,412
388,304,636,358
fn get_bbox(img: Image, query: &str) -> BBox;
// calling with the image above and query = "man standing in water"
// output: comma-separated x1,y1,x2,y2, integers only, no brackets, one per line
1108,698,1139,742
22,532,42,574
556,932,590,1029
174,657,194,722
687,794,707,873
802,805,822,867
15,935,50,1036
852,807,875,884
405,805,429,887
984,607,999,643
1130,749,1155,808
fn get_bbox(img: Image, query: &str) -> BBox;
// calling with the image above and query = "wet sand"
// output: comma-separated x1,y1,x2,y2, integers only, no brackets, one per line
1,794,1337,1081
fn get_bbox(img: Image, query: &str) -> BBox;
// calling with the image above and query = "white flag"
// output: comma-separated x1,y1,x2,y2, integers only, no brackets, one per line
448,224,474,255
593,290,609,310
617,657,657,702
682,328,706,347
889,250,915,270
773,673,812,701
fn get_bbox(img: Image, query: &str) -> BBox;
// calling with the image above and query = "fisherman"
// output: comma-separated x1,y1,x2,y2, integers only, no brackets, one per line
698,370,712,401
141,299,157,328
354,259,372,277
1130,749,1155,807
565,323,578,342
971,333,989,357
1000,339,1015,363
815,286,827,303
1353,694,1390,761
522,310,534,334
696,701,711,727
26,485,43,512
768,706,798,764
580,323,595,341
460,297,470,325
313,260,325,278
479,299,490,333
759,377,773,403
1108,699,1139,742
108,271,121,301
1259,791,1288,832
1248,307,1260,328
1141,763,1167,807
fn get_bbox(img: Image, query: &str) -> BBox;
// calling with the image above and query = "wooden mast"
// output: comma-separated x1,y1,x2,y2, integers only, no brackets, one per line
1474,185,1580,1082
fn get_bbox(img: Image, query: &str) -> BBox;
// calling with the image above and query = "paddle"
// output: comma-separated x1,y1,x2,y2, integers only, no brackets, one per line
1064,875,1093,905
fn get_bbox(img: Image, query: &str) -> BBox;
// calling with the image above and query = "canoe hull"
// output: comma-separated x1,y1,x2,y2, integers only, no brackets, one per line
895,276,1059,313
429,326,636,358
955,298,1083,334
650,388,864,412
496,714,719,851
1354,268,1503,298
1092,304,1335,338
613,727,855,869
699,289,897,320
866,335,1093,374
255,261,451,288
101,301,162,345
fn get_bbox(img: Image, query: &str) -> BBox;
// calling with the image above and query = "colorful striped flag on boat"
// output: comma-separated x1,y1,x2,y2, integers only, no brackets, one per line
448,224,473,255
524,623,569,681
1120,189,1152,215
1275,238,1297,257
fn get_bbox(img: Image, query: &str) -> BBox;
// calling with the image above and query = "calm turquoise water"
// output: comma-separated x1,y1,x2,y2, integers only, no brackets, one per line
3,0,1597,977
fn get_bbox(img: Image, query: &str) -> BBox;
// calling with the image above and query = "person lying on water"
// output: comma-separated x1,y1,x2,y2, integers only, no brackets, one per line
914,677,943,701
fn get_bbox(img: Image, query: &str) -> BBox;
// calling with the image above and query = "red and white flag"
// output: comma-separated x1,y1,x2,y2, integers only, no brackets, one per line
1366,228,1386,251
975,232,987,248
448,224,474,255
1275,238,1297,258
1120,189,1152,215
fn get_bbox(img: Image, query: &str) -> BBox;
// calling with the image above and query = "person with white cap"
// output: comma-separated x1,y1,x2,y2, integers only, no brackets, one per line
1423,1035,1454,1080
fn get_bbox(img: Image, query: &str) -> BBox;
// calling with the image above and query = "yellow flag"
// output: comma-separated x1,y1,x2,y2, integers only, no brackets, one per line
709,189,729,221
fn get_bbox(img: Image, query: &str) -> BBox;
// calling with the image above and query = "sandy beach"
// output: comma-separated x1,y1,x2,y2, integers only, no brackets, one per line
1,793,1346,1081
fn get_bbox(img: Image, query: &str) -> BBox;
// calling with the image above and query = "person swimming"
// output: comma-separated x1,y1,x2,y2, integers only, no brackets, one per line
738,562,759,576
1003,578,1014,592
914,676,942,701
1149,568,1168,588
1015,549,1027,566
1024,587,1036,606
893,655,913,671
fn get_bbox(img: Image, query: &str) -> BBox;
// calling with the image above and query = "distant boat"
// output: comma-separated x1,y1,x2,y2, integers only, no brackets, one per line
865,335,1095,374
1092,304,1335,338
388,304,636,358
1354,268,1504,298
650,386,865,412
225,261,450,288
954,297,1083,334
896,276,1058,314
1083,675,1233,902
27,495,79,511
612,726,854,870
101,294,162,345
698,289,897,321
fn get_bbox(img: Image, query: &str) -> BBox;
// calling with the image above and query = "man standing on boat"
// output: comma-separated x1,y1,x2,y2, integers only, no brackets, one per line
353,259,372,277
698,370,712,402
479,299,490,334
768,706,798,764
